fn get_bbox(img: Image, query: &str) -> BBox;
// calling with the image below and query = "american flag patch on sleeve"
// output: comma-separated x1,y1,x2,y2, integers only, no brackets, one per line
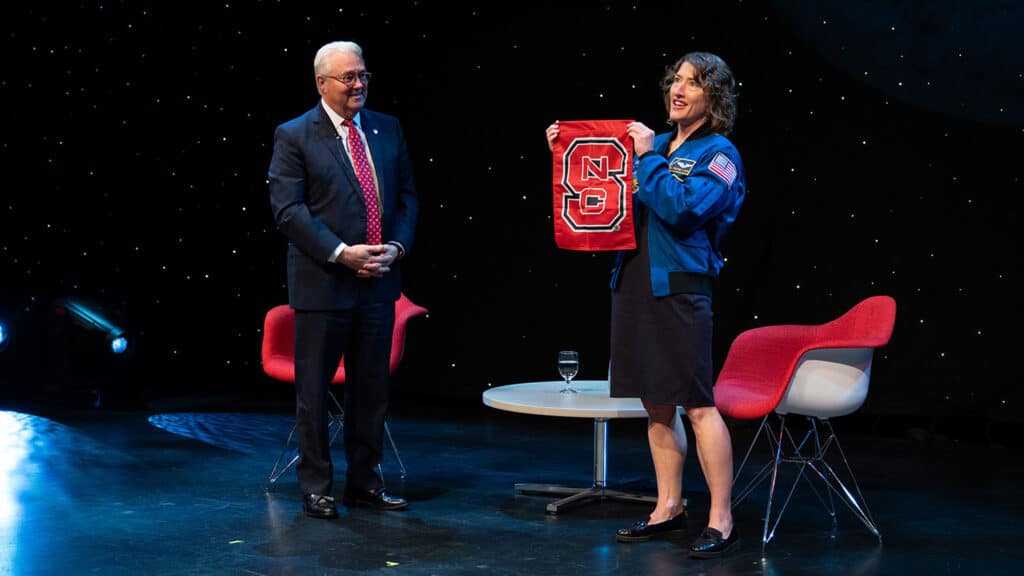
708,151,737,186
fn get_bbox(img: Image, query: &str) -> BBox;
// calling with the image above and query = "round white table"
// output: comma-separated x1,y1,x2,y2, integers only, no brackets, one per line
483,380,664,514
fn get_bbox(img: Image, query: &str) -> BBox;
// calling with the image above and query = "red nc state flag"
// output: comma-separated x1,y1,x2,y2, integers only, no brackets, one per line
551,119,636,251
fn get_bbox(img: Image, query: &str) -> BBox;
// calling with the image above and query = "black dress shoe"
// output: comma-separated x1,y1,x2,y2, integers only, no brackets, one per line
616,511,687,543
688,526,740,558
303,493,338,519
342,487,408,510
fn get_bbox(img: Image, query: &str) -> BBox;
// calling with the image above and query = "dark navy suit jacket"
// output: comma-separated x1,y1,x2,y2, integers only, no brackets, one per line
268,104,418,309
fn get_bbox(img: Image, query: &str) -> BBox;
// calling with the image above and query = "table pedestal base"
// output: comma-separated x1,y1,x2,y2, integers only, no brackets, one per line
515,482,657,514
513,417,659,514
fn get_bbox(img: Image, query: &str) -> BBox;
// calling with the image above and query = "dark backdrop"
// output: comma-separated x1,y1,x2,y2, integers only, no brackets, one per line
2,1,1021,436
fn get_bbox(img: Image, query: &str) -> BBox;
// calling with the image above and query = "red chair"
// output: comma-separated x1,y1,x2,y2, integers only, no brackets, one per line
261,292,429,488
714,295,896,552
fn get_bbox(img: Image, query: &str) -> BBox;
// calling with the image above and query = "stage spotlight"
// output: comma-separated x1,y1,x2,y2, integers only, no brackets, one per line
49,296,139,408
55,298,129,355
0,320,8,352
110,335,128,355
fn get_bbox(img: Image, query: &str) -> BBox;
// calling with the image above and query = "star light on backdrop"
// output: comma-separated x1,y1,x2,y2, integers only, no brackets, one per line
0,2,1020,432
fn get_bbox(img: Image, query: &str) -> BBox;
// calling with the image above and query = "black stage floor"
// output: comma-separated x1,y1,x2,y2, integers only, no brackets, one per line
2,394,1022,575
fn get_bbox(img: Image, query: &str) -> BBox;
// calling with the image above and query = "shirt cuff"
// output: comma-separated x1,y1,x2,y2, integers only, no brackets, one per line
329,242,348,263
387,241,406,259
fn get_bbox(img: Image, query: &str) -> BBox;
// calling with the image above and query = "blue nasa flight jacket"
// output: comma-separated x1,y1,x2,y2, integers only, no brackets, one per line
611,130,746,297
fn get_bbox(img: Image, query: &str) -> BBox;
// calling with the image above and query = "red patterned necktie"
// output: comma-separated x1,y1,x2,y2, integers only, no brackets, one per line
343,118,381,244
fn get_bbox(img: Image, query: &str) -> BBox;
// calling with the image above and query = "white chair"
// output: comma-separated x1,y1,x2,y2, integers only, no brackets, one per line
714,295,897,552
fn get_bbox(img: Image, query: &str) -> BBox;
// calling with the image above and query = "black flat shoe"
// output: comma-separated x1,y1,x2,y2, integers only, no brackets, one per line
302,493,338,519
616,511,687,543
342,487,408,510
688,526,740,558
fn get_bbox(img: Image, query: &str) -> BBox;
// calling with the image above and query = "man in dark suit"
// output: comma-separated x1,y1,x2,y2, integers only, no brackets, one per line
268,40,418,518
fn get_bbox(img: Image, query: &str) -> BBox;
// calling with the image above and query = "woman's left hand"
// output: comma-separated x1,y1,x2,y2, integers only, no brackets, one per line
627,122,655,156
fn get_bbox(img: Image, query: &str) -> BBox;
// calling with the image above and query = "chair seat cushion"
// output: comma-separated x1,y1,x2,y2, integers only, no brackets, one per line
715,377,781,419
713,296,896,420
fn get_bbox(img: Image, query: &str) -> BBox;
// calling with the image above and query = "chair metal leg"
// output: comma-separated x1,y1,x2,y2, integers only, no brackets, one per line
267,422,300,487
266,392,409,489
732,415,772,506
805,419,839,525
383,420,407,480
761,413,787,553
732,413,882,553
265,392,345,490
815,420,881,542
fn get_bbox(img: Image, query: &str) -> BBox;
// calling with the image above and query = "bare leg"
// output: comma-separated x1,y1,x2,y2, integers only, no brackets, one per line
687,405,734,537
643,401,687,524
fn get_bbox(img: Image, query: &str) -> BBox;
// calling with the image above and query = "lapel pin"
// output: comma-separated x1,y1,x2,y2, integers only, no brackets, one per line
373,129,379,135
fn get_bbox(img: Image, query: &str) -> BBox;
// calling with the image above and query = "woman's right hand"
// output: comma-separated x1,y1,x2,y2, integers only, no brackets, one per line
545,122,559,152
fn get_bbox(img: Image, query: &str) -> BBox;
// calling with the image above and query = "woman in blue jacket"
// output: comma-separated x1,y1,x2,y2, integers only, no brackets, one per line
547,51,745,558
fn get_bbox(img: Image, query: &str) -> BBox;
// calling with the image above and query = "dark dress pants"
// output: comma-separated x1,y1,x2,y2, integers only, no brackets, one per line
293,303,395,496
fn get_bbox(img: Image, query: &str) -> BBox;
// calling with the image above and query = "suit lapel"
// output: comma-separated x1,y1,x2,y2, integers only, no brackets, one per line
360,111,386,195
313,105,362,193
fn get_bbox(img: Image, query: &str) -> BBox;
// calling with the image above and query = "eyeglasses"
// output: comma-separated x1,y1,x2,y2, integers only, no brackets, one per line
325,71,372,86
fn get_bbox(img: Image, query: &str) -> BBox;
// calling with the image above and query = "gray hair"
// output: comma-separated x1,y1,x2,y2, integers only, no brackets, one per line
313,41,363,75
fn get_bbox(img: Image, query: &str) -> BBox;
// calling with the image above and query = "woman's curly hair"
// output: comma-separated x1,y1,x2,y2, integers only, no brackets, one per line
661,52,738,135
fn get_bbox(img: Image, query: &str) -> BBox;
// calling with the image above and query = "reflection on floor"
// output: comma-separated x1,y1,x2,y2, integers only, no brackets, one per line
1,399,1022,575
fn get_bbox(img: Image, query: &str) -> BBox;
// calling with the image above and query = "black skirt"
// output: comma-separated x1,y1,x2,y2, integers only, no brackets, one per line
609,208,715,408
